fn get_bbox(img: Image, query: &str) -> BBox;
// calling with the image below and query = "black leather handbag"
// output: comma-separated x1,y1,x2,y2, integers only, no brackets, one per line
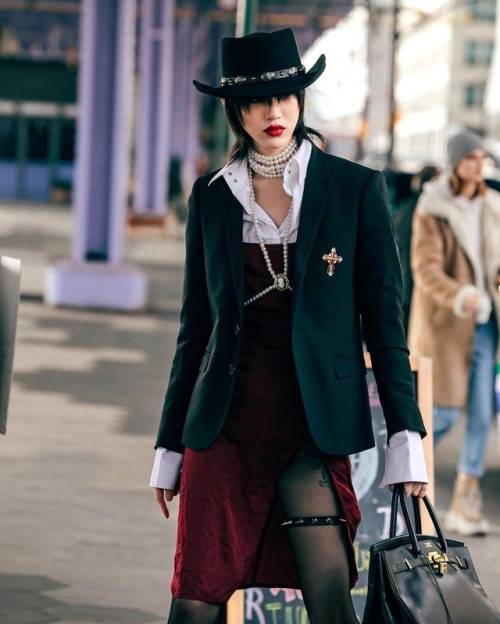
362,485,500,623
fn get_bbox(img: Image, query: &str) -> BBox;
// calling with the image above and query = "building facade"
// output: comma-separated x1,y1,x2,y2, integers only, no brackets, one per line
0,0,354,202
0,5,79,200
394,0,497,169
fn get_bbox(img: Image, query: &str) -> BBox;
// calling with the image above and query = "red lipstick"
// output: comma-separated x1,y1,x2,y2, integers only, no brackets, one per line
265,125,285,137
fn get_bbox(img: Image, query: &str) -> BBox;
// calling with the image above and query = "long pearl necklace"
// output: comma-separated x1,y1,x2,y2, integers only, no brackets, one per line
244,140,298,307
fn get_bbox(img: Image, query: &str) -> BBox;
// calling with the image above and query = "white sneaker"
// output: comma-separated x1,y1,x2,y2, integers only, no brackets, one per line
444,510,489,536
444,474,489,537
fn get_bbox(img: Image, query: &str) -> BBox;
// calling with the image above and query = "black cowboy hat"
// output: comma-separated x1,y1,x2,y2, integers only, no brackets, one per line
193,28,326,98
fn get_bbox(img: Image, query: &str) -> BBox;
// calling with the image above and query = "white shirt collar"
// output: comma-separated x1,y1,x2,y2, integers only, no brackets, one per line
208,139,312,203
208,140,312,243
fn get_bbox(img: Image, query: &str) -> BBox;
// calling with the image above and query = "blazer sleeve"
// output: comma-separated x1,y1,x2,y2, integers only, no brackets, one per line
154,178,213,452
355,170,426,439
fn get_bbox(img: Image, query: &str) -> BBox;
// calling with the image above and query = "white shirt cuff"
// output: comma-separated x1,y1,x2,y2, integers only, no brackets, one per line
379,430,428,488
149,447,183,489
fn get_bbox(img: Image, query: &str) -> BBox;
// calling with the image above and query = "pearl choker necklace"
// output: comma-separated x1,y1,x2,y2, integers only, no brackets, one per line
248,137,298,179
244,167,294,307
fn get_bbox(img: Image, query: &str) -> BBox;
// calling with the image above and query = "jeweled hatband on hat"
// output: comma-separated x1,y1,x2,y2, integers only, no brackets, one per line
193,28,326,98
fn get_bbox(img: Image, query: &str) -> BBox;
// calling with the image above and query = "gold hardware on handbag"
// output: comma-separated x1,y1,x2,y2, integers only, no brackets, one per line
427,551,449,575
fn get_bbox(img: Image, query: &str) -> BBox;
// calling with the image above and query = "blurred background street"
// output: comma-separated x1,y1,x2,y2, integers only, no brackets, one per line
0,201,185,624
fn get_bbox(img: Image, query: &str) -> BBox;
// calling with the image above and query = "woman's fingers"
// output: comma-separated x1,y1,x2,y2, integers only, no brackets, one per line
154,488,175,519
403,482,428,498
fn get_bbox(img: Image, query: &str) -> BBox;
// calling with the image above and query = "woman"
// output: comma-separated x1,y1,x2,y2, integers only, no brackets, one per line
409,130,500,537
151,29,428,624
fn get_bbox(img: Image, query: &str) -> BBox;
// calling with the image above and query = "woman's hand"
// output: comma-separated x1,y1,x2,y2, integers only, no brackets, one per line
462,290,482,315
389,482,428,498
154,488,176,519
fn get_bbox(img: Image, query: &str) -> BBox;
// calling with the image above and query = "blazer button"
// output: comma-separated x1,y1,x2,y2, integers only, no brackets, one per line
234,324,240,335
228,365,236,375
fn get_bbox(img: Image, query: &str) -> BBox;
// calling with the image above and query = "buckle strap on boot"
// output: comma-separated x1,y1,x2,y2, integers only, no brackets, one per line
282,515,347,527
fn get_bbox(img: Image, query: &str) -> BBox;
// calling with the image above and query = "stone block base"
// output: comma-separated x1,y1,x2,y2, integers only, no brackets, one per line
45,260,148,311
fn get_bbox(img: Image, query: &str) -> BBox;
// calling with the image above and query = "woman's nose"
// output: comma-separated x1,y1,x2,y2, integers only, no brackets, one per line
266,98,281,118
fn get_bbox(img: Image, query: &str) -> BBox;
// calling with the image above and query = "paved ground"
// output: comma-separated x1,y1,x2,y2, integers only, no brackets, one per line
1,200,499,623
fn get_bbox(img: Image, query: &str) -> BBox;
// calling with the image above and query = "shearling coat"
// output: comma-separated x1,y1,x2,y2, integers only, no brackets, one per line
408,175,500,407
156,146,426,455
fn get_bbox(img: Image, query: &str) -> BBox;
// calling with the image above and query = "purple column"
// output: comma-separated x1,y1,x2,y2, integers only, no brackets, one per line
45,0,147,311
133,0,175,215
170,16,209,186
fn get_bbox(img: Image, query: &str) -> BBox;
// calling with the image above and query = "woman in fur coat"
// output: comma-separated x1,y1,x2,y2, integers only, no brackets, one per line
408,130,500,536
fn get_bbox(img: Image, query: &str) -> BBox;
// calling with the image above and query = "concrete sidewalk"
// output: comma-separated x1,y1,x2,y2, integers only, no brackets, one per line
1,202,185,624
1,200,499,623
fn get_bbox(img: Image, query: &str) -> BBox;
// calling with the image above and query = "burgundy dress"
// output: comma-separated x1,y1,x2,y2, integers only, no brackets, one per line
171,243,361,603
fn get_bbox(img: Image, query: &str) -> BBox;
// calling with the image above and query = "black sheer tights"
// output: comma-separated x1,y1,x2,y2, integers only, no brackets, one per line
277,448,358,624
167,599,222,624
166,449,357,624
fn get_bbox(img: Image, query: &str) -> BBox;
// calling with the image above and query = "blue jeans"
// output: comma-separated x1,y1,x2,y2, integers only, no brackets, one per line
433,314,498,478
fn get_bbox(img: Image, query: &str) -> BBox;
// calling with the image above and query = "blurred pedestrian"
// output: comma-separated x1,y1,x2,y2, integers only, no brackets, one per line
383,168,413,213
168,157,185,220
393,165,440,333
150,28,428,624
408,130,500,536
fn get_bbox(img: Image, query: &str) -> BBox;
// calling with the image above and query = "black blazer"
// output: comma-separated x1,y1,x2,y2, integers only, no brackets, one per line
155,146,426,455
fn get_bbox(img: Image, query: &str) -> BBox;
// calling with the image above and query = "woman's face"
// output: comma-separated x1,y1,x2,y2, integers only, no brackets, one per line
241,94,300,156
455,149,487,184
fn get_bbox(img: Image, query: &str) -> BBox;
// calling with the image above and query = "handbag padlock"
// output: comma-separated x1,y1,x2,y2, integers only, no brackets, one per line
427,551,449,575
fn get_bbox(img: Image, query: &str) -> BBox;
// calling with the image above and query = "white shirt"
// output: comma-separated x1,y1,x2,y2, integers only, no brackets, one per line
209,136,311,244
454,194,491,324
150,140,428,490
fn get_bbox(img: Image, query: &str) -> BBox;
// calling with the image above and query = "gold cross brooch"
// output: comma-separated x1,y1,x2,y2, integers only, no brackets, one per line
322,247,343,276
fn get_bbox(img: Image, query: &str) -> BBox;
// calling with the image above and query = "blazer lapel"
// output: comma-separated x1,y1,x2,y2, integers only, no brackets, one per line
292,147,331,312
222,180,244,311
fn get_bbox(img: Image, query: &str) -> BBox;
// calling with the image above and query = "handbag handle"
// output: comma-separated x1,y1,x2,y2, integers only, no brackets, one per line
389,489,422,536
390,484,448,556
390,486,456,624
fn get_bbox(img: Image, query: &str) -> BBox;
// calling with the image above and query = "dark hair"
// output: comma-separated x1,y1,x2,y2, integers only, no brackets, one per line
223,91,324,162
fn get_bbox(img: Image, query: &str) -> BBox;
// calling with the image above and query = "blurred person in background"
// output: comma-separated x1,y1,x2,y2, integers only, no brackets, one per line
408,130,500,536
393,164,441,334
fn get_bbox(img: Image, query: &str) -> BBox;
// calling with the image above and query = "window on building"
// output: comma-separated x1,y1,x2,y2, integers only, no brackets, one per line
466,40,494,64
468,0,497,20
465,83,486,108
59,119,75,162
0,117,17,159
27,118,50,161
